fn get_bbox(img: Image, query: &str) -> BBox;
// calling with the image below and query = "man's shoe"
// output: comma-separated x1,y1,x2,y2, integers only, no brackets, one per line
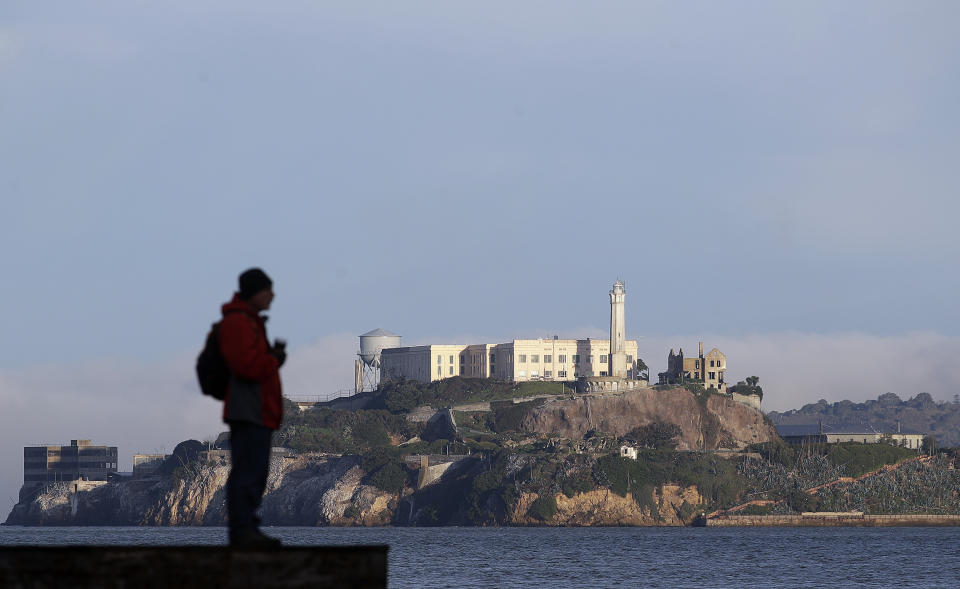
230,527,282,548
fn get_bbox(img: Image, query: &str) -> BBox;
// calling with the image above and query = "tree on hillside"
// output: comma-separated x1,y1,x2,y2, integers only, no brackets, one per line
729,376,763,400
635,358,649,380
622,422,682,450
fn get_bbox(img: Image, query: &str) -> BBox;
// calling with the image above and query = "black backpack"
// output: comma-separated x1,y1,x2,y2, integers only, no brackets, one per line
196,322,229,400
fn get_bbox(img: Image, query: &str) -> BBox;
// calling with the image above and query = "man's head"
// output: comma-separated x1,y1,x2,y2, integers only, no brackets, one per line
238,267,274,311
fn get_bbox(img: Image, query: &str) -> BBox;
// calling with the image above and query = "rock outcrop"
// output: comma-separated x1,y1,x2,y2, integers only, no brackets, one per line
522,387,774,450
513,485,702,526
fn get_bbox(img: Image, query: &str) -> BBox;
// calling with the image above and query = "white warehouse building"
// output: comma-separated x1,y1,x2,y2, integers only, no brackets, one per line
380,281,642,384
380,338,641,384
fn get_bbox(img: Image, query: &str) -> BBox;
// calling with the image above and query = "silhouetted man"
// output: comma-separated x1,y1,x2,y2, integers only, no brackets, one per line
220,268,286,547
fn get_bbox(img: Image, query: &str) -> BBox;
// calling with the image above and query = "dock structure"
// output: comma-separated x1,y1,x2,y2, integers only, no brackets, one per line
0,545,388,589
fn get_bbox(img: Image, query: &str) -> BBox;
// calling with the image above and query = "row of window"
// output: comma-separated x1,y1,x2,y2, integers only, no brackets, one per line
437,352,639,366
514,354,633,364
693,371,722,380
693,360,724,369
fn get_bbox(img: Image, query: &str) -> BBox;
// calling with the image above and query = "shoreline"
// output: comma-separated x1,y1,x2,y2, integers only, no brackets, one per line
700,513,960,527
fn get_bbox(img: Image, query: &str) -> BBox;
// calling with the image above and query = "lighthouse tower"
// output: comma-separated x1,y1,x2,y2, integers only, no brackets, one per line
609,280,627,378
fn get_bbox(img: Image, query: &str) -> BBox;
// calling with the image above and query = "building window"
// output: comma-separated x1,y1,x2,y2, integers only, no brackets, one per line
449,366,454,375
573,355,580,363
490,354,496,362
708,372,715,379
710,360,715,367
600,355,608,363
695,360,700,368
600,371,608,376
695,372,700,379
519,370,526,377
518,354,527,363
437,355,442,365
627,355,633,363
558,370,567,378
558,355,566,363
531,355,539,363
588,355,594,363
449,355,454,364
437,366,442,377
531,371,539,377
544,371,552,378
543,355,552,363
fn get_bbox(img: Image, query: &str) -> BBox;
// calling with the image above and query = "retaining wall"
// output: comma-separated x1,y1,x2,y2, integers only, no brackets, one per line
705,514,960,527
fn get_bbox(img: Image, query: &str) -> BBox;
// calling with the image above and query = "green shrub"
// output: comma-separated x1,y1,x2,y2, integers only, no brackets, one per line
748,441,795,466
368,462,407,494
562,475,595,498
623,422,682,449
528,494,558,522
824,443,915,477
371,377,569,413
738,504,773,516
277,407,418,453
489,400,540,433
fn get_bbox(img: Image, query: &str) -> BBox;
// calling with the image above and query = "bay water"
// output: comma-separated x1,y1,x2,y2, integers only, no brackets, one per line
2,526,958,588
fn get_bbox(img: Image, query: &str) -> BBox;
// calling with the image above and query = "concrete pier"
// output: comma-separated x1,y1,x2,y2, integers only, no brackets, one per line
0,545,388,588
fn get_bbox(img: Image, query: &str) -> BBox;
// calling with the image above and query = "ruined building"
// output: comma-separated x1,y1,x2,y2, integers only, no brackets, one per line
658,342,727,392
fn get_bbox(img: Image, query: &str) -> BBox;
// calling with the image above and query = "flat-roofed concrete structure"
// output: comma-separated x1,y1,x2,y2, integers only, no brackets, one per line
776,423,925,450
132,453,167,477
381,338,641,384
23,440,118,487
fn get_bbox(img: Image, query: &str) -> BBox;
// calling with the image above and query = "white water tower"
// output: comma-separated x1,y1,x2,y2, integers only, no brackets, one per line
355,328,402,393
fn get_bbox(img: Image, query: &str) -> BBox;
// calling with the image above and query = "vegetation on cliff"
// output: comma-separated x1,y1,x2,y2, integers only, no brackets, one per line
739,442,960,515
367,377,570,413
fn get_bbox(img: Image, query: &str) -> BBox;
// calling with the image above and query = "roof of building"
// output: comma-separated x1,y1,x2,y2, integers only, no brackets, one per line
360,328,399,337
776,423,924,437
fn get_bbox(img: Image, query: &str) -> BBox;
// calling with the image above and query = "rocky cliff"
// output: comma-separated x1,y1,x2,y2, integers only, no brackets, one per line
522,387,774,450
5,387,771,527
512,485,702,526
4,454,397,527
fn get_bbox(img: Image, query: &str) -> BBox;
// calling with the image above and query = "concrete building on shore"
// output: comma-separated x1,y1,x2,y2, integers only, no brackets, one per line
23,440,118,487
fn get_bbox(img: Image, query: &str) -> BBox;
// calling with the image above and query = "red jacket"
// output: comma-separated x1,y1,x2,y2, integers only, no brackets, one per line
219,295,283,430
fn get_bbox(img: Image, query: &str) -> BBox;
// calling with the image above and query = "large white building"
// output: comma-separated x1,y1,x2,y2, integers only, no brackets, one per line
380,281,641,384
380,338,640,383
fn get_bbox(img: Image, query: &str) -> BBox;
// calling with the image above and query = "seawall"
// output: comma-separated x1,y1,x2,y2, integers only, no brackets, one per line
703,513,960,527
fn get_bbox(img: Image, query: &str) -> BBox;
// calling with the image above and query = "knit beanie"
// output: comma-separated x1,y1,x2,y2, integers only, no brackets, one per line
238,268,273,300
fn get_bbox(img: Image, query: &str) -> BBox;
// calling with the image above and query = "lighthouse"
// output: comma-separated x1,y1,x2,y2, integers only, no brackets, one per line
608,280,627,378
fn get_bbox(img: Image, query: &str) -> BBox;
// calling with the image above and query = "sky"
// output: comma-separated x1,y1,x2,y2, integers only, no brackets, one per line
2,1,959,518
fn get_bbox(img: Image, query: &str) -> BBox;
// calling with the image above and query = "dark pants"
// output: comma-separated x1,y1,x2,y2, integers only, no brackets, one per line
227,421,272,534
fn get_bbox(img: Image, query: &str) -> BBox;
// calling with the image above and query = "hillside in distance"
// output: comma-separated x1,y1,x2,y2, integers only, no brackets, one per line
767,393,960,447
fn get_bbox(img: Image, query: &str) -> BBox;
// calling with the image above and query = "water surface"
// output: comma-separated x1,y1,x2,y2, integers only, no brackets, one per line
2,526,958,588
